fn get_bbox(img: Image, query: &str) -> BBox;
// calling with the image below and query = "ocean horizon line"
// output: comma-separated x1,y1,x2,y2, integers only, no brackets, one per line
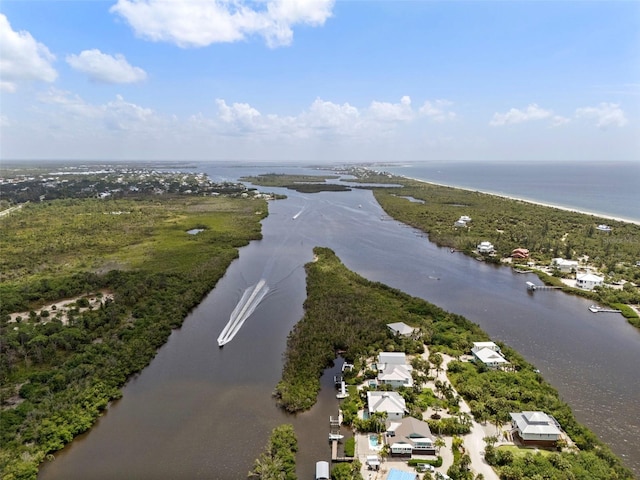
379,171,640,226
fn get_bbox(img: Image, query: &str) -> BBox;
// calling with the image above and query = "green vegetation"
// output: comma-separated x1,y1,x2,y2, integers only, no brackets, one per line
345,171,640,327
274,247,486,412
275,247,633,479
241,173,351,193
248,424,298,480
0,195,266,479
344,436,356,457
330,461,363,480
408,457,443,467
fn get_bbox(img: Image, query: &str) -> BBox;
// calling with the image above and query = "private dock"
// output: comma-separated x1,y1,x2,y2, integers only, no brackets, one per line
589,305,622,313
526,282,562,291
330,440,353,463
329,414,352,463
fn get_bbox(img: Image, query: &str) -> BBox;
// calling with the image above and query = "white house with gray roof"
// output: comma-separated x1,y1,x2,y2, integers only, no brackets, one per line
510,411,562,446
477,241,495,254
378,352,408,367
576,272,604,290
378,364,413,388
377,352,413,388
551,258,579,273
387,322,416,337
367,391,406,420
471,342,508,369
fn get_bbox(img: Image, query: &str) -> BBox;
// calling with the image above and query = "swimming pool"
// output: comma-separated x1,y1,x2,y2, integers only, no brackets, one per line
368,435,379,448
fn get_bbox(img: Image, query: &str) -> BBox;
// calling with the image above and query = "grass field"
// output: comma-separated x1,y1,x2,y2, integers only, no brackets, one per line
0,196,266,302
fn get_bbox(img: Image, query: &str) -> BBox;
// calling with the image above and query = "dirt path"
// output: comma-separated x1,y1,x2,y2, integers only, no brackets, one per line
422,348,500,480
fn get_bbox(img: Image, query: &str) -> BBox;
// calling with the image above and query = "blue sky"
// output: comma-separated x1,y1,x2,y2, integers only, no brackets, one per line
1,0,638,163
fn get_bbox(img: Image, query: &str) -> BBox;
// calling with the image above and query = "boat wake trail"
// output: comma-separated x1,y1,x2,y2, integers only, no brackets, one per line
217,279,270,346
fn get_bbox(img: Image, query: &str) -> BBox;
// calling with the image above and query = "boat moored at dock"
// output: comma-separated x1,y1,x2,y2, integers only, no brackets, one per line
589,305,622,314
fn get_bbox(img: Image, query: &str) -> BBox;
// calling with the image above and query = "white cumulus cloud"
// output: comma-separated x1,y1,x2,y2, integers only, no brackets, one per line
303,98,360,132
367,96,415,123
419,99,456,122
0,13,57,92
216,99,261,124
66,49,147,84
489,103,553,126
17,91,464,159
103,95,158,130
575,102,628,128
38,88,165,132
38,87,103,118
110,0,334,48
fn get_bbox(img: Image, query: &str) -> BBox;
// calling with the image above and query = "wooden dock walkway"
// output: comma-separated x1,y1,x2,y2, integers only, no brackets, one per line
330,440,353,463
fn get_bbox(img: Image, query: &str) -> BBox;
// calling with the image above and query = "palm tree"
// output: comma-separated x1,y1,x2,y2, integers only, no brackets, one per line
371,411,387,434
457,411,472,428
430,352,443,377
435,436,446,453
379,443,391,463
483,435,498,448
459,453,472,472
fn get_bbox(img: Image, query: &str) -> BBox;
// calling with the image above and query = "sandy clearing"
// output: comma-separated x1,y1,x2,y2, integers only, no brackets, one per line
8,291,114,326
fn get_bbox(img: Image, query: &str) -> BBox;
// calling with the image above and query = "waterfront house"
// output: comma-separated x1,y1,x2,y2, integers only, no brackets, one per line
378,352,408,367
510,411,562,447
471,341,501,354
551,258,579,273
576,272,604,290
378,364,413,388
387,322,416,337
471,342,508,369
386,416,436,457
477,241,495,254
377,352,413,388
367,391,406,420
511,248,530,259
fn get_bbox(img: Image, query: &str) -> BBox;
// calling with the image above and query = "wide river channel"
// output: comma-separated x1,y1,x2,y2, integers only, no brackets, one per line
39,166,640,479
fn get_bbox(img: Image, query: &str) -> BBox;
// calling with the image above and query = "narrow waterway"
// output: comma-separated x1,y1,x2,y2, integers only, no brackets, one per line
39,174,640,479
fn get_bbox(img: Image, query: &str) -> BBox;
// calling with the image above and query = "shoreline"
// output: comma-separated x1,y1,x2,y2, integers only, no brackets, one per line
393,173,640,226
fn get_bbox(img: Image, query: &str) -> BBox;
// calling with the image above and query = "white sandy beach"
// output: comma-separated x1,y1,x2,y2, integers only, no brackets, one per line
397,174,640,226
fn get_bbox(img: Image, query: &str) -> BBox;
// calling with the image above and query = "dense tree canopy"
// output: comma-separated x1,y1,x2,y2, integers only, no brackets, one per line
275,247,633,479
0,195,266,479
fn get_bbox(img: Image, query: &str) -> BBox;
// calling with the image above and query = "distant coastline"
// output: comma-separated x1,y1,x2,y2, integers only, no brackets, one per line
397,173,640,226
378,161,640,225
